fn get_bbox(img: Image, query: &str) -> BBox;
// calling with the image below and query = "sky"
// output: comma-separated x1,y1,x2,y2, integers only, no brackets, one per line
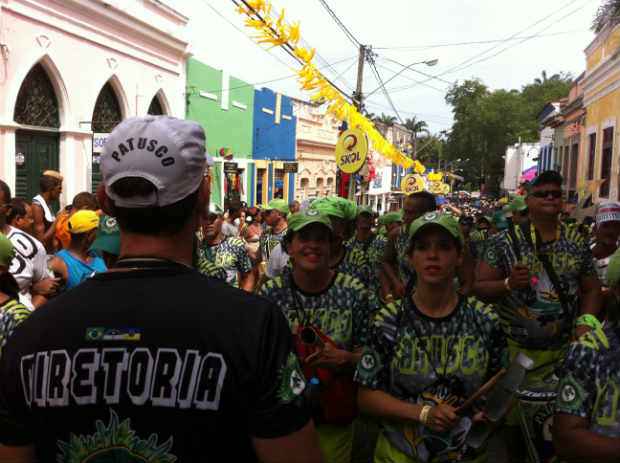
169,0,600,134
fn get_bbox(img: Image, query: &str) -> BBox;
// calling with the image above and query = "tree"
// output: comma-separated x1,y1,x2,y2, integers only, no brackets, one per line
593,0,620,32
404,117,429,138
443,72,572,192
375,113,397,126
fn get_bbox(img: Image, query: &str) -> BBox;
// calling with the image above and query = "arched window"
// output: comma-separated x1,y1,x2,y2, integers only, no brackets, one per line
14,63,60,128
300,178,309,189
316,178,324,188
148,95,165,115
92,82,123,133
326,177,334,186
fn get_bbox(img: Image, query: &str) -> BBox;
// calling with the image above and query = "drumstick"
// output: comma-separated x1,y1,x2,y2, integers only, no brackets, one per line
456,368,506,415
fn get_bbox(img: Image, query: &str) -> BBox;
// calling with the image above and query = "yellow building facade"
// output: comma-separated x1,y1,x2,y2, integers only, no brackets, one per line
580,23,620,202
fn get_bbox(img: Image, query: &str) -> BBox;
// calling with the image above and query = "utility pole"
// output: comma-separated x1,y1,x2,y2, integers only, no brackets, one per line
337,44,367,201
349,44,366,202
354,44,366,111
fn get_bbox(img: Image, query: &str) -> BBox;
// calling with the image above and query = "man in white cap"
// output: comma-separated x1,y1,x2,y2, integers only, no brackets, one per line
591,201,620,288
0,116,322,463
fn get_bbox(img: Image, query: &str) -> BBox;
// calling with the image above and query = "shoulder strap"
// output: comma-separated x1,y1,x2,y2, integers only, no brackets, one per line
526,221,571,315
507,224,522,262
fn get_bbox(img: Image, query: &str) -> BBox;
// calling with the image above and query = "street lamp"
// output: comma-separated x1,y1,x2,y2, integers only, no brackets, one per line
366,58,439,98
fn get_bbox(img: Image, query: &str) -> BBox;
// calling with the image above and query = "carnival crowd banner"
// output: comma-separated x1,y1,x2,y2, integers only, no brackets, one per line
234,0,425,173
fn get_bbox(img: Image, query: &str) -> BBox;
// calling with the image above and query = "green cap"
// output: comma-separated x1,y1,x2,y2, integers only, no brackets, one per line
91,215,121,256
607,248,620,287
378,211,403,226
0,234,15,267
266,198,289,214
357,206,373,217
288,209,333,233
311,197,346,219
408,212,463,245
342,199,358,221
508,195,527,212
492,211,509,230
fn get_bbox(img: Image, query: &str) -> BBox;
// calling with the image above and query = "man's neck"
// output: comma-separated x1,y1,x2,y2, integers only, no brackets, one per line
292,267,334,293
119,225,195,266
68,245,91,261
530,214,559,241
207,232,224,246
272,219,287,234
40,192,51,203
356,231,372,242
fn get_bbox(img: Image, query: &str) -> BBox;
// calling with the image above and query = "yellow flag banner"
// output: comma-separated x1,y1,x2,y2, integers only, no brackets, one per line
235,0,424,172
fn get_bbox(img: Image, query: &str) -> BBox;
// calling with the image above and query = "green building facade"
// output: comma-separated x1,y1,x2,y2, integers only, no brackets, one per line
186,58,255,209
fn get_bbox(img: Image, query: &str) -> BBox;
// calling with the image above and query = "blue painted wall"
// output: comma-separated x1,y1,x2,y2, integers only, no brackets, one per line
253,88,297,160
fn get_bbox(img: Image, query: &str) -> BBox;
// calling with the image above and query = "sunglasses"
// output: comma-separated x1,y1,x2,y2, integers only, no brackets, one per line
530,190,562,199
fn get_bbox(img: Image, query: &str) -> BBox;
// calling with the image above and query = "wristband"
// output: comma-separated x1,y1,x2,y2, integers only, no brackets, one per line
504,277,512,292
419,405,432,425
576,314,602,331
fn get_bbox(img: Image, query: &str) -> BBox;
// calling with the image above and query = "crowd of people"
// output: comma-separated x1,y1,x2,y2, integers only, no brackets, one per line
0,115,618,463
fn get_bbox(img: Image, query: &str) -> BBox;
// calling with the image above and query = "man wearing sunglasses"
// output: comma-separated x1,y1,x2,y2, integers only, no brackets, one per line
475,170,601,462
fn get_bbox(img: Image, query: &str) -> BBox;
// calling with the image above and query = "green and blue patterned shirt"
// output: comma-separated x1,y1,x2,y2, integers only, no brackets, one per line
0,298,30,362
199,237,252,288
483,222,597,350
556,320,620,439
259,272,372,349
355,295,507,462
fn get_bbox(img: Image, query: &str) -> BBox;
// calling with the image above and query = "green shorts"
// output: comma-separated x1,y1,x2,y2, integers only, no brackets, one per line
374,431,488,463
317,423,353,463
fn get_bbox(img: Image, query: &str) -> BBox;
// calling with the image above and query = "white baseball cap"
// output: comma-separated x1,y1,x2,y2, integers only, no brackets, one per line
101,116,207,208
596,202,620,225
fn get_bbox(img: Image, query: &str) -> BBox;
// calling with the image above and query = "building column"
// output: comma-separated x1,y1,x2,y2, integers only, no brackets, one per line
59,131,92,206
0,126,16,193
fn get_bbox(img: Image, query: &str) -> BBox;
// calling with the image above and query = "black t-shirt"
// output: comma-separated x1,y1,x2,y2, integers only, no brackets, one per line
0,260,311,461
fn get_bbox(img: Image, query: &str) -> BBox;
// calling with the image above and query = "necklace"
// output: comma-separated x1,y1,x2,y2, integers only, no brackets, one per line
412,292,458,319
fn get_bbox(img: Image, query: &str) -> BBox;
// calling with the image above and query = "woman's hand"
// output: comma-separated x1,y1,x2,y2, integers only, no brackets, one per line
305,345,353,370
425,403,459,433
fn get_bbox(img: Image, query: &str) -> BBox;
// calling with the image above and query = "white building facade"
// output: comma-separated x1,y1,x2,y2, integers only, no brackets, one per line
0,0,189,205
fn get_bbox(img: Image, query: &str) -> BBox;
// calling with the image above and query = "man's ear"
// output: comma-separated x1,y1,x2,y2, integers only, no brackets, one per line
97,184,116,217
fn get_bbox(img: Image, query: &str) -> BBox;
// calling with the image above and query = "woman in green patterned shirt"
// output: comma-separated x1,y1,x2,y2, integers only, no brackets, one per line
356,212,507,463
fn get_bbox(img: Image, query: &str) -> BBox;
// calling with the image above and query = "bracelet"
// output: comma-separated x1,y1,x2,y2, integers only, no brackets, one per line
576,314,602,331
419,405,432,425
503,277,512,292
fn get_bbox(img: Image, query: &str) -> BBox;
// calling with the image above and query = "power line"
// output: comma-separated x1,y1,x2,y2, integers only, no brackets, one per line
373,29,587,51
367,60,405,125
204,0,357,95
437,0,583,78
191,56,357,96
373,61,447,93
380,0,591,95
379,57,452,85
457,0,595,71
203,0,298,70
230,0,353,101
363,100,454,126
316,0,362,48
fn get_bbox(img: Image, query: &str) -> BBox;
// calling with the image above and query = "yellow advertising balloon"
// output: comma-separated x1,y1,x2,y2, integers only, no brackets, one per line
335,128,369,174
401,174,425,195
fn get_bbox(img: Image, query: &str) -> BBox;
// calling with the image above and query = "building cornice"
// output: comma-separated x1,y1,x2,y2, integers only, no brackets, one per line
583,52,620,93
297,139,336,150
11,0,188,57
585,22,616,56
584,74,620,107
